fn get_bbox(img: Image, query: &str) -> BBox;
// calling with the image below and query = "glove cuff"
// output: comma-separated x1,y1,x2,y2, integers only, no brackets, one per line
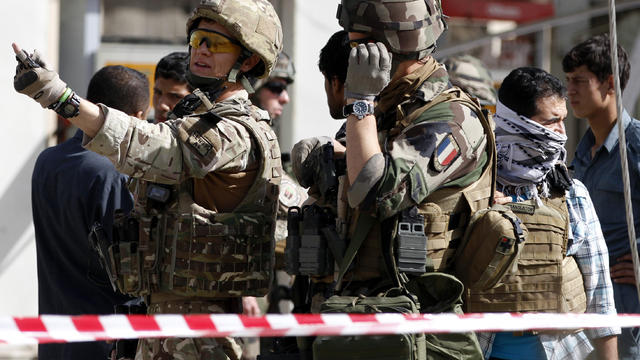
344,91,376,102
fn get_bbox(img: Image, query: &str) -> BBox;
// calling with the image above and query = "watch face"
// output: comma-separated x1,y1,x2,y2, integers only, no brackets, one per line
353,101,369,116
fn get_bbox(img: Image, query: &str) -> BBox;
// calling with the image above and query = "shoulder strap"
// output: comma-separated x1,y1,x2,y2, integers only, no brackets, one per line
335,212,377,291
226,110,282,213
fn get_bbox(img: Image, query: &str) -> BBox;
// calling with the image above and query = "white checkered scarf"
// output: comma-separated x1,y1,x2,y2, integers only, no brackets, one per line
494,100,567,203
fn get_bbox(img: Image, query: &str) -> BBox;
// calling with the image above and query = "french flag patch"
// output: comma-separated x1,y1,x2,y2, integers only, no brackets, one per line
433,134,460,171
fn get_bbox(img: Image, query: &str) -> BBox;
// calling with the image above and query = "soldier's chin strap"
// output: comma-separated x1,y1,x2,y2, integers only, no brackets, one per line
228,48,256,94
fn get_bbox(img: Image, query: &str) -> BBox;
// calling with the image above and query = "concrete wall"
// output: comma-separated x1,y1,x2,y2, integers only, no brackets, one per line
0,0,58,358
281,0,343,153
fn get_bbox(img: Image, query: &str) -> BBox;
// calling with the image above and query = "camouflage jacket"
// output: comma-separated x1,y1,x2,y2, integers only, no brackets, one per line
348,59,489,220
84,91,261,183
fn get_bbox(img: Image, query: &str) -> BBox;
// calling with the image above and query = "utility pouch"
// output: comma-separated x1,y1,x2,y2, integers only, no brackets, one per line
112,211,144,295
405,273,483,360
313,291,426,360
453,204,527,291
287,205,340,277
395,207,428,274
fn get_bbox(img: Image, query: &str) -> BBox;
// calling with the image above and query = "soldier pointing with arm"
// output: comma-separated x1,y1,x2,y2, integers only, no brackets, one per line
13,1,283,359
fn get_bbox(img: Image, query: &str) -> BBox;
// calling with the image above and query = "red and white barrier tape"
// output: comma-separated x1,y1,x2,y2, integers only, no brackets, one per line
0,312,636,345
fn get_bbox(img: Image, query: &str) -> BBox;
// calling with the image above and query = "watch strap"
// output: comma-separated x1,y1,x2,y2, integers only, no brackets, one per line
342,101,374,119
49,88,80,118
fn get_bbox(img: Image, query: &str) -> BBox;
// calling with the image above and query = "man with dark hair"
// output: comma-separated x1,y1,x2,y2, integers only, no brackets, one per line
564,34,640,358
468,67,619,359
153,51,192,123
318,30,351,120
31,65,149,360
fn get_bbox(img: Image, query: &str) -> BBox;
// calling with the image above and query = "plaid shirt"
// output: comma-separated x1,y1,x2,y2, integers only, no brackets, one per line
478,180,620,360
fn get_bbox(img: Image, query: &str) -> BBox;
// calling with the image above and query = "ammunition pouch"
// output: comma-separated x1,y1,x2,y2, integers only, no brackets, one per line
94,205,274,298
285,205,344,277
395,207,429,274
313,289,426,360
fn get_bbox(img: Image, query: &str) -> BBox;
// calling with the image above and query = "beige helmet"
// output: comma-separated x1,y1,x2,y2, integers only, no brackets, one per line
187,0,283,81
253,52,295,90
443,55,497,107
337,0,447,60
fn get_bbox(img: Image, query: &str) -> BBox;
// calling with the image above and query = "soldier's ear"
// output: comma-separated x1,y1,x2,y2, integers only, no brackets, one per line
240,54,261,73
331,77,344,94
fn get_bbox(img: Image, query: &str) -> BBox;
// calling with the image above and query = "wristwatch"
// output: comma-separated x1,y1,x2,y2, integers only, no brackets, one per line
49,88,80,118
343,100,374,120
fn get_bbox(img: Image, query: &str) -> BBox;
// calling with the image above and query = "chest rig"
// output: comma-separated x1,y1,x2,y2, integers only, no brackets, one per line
103,94,281,299
466,193,587,313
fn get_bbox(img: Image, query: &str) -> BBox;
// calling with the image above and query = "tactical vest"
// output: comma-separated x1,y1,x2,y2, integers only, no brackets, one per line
109,100,281,299
347,88,496,281
465,194,587,313
415,90,496,272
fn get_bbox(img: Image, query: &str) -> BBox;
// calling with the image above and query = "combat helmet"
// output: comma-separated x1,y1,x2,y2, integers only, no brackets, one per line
337,0,447,60
443,54,497,107
186,0,283,91
253,52,296,90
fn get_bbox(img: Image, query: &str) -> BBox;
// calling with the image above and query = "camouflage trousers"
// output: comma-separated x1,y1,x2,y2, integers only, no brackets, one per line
135,337,243,360
136,299,243,360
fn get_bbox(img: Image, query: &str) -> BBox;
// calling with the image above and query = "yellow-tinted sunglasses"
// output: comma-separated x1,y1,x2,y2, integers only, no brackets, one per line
189,29,242,55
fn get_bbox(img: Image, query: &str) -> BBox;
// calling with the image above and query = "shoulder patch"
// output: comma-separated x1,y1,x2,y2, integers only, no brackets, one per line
279,176,303,208
433,134,460,172
187,131,214,157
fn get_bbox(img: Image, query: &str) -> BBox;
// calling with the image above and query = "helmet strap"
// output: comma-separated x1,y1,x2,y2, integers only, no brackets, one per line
228,48,255,94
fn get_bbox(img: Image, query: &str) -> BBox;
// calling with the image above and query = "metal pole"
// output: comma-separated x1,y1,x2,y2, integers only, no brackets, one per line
608,0,640,302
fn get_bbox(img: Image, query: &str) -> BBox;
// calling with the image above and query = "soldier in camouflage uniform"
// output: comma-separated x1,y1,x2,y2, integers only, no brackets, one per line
291,0,493,358
442,54,497,112
12,1,283,359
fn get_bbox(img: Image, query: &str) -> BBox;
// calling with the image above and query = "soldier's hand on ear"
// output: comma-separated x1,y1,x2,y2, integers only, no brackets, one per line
292,136,334,188
344,42,391,101
12,43,68,109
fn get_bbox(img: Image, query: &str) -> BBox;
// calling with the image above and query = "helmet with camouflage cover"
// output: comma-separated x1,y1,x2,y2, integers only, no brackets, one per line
186,0,283,88
254,52,296,90
337,0,447,60
443,54,497,106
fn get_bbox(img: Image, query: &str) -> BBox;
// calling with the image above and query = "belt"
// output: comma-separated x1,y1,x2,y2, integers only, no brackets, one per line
148,298,239,314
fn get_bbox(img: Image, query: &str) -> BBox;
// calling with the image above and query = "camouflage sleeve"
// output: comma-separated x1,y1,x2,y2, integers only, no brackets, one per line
374,100,488,219
83,104,254,183
347,153,384,207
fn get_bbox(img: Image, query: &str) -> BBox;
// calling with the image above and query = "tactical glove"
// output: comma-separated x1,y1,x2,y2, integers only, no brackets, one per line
13,47,68,109
344,42,392,101
292,136,334,188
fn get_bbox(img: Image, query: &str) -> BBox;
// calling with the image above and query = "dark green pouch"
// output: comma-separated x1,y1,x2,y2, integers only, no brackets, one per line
406,273,483,360
313,293,426,360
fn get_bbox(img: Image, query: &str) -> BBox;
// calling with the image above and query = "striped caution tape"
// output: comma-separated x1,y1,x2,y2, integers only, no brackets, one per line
0,312,636,345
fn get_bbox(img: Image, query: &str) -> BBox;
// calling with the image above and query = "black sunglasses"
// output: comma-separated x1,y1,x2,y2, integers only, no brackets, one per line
264,82,288,95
